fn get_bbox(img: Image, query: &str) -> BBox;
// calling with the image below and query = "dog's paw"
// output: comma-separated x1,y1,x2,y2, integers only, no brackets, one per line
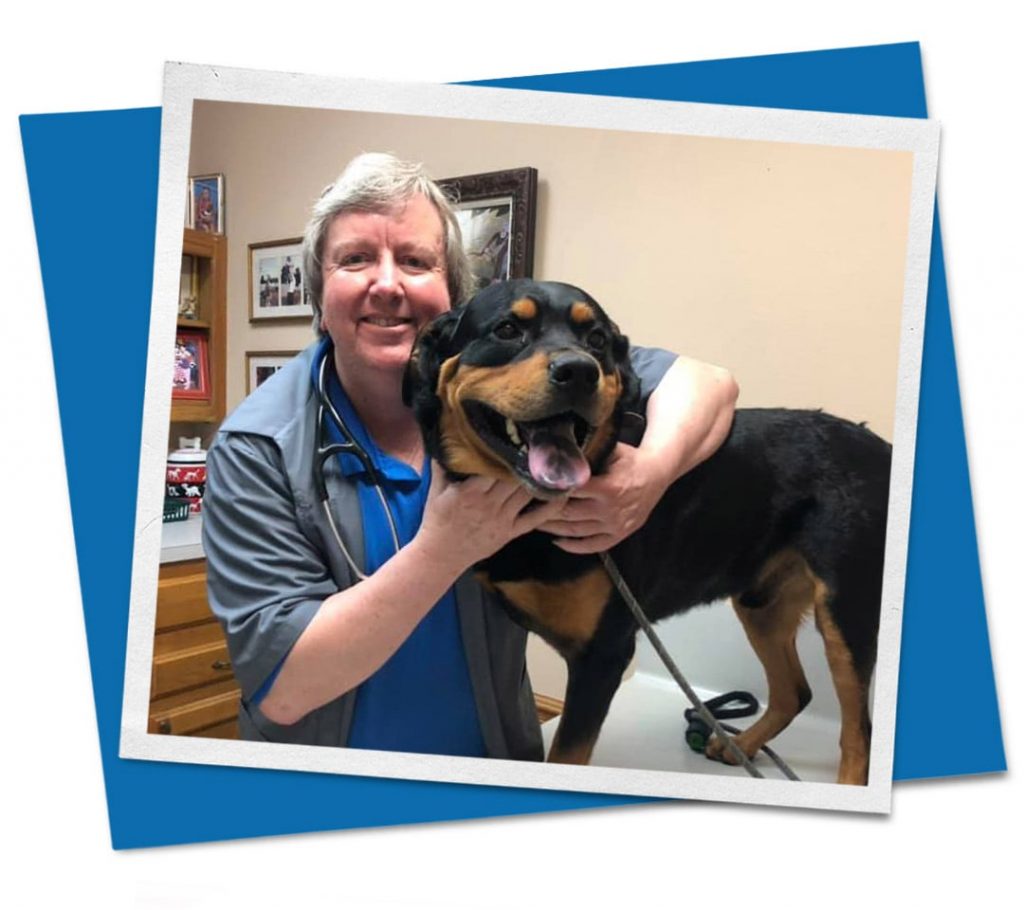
705,731,759,766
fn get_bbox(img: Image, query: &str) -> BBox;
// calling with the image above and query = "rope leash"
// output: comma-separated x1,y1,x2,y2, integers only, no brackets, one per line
598,551,800,781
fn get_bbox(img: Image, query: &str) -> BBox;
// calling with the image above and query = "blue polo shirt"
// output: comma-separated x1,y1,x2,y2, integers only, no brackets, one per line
301,338,486,756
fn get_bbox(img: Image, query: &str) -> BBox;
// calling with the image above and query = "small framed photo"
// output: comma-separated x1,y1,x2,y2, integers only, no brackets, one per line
438,167,538,293
172,331,210,400
188,174,224,233
249,238,313,322
246,350,299,394
178,256,200,320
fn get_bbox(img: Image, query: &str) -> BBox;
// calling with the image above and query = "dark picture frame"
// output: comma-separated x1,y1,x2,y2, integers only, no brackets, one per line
248,237,313,322
437,167,538,293
172,330,210,400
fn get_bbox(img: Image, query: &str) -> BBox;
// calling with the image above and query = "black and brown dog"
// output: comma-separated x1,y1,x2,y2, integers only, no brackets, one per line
404,279,891,785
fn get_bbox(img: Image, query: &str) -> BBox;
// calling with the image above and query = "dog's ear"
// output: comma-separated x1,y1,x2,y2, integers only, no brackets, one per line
610,320,641,413
402,307,465,407
402,309,467,461
608,320,647,445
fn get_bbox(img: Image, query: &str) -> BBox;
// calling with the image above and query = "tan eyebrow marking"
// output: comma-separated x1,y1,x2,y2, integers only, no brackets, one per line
511,297,538,320
570,301,595,324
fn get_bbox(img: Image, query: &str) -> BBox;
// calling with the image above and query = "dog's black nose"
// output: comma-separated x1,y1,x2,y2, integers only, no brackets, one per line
549,353,599,395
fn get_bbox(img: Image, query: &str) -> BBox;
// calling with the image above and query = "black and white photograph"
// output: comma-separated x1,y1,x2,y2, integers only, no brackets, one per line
248,238,311,321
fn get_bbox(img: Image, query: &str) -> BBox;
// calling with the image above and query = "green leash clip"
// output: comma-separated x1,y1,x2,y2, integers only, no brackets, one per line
684,691,759,753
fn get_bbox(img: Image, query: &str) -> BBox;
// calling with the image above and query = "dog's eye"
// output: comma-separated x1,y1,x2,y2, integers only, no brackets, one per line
587,329,608,351
494,321,523,341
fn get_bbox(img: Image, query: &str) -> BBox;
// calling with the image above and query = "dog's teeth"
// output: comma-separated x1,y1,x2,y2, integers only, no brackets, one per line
506,418,522,446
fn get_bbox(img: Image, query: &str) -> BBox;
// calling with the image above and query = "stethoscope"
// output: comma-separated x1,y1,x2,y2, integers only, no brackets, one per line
312,344,401,581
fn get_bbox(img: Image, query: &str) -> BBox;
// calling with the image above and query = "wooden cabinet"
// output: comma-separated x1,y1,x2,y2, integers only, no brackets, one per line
155,226,232,735
149,558,240,739
173,228,227,424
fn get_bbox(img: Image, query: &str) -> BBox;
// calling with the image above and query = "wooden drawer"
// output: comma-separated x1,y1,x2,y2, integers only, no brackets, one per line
153,617,228,658
151,637,235,698
155,559,212,630
197,717,240,740
150,557,241,740
150,681,240,736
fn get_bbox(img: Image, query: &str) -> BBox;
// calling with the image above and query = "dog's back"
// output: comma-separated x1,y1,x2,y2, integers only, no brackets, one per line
619,408,891,626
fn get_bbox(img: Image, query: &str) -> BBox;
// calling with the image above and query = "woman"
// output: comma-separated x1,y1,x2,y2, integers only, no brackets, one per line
203,153,737,758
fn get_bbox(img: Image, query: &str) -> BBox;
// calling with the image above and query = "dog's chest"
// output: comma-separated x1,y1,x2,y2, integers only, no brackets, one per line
475,564,613,651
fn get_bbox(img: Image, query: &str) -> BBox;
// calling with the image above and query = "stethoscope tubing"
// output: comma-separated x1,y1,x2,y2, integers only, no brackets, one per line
315,349,402,580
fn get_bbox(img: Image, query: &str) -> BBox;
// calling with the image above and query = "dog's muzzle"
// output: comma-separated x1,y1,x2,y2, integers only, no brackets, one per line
462,399,597,494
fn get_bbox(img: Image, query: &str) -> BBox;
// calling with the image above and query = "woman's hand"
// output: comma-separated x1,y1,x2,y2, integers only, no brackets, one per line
416,464,568,573
262,467,563,726
537,444,669,553
539,355,738,554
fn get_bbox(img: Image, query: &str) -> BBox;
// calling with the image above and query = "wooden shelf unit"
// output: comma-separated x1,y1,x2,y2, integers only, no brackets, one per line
173,228,227,423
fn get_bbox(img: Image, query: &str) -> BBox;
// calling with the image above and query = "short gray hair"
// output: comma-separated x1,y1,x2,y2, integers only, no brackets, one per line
302,152,474,333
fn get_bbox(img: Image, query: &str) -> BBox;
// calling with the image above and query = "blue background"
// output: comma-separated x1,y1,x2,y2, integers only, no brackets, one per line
20,41,1004,849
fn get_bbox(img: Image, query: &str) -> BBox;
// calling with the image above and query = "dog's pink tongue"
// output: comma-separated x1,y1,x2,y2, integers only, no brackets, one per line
525,424,591,490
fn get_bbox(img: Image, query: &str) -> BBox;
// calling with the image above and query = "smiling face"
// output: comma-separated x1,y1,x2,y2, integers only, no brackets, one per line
320,193,451,389
405,280,639,497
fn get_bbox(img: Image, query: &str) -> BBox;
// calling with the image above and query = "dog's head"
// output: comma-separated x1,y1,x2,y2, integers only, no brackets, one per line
403,279,640,496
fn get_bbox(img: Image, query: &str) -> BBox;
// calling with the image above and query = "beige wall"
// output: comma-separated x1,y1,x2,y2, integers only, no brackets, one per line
189,100,913,437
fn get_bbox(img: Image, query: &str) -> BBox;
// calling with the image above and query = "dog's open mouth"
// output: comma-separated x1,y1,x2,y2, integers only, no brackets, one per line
463,400,594,493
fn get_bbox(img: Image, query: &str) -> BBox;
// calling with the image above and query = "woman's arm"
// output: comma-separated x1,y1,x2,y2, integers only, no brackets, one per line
634,353,739,484
259,471,565,725
539,354,738,554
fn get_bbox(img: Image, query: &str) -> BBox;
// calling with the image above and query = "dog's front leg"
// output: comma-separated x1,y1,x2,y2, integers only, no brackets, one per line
547,637,635,765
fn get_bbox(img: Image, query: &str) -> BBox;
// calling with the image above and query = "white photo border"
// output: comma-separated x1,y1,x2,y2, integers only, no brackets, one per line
121,61,940,815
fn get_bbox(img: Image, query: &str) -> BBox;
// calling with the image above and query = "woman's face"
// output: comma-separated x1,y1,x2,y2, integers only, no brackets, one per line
320,193,451,384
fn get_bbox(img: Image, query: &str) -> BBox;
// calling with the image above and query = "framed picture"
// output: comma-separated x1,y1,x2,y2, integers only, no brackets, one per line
178,255,200,320
437,167,538,293
172,330,210,400
249,238,313,322
246,350,299,394
188,173,224,233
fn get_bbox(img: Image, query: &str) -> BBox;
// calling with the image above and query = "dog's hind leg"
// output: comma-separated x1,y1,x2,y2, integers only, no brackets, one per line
547,635,635,765
814,596,873,786
809,532,882,786
706,552,814,766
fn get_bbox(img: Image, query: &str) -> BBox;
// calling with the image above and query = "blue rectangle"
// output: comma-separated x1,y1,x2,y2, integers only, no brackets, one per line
20,41,1004,848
